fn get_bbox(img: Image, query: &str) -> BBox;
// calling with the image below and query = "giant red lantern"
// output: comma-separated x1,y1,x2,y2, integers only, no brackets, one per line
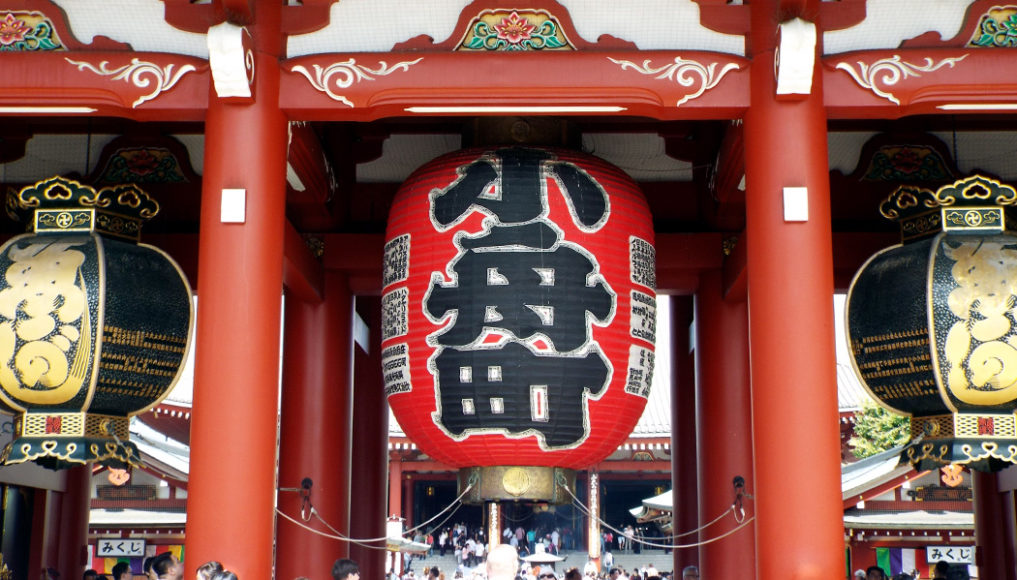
382,146,656,501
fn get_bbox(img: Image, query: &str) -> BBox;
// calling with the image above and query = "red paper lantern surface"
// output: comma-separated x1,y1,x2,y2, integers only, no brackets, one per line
382,147,655,469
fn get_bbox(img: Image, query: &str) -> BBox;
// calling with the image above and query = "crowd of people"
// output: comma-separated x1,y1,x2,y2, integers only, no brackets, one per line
50,553,239,580
48,525,972,580
854,561,972,580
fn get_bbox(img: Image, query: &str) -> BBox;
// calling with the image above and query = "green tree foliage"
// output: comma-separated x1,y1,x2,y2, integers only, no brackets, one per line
849,401,911,459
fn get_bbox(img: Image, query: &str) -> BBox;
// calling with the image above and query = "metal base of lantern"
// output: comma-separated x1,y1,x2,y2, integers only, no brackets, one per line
905,414,1017,472
2,412,140,470
903,438,1017,472
1,436,140,470
457,466,575,504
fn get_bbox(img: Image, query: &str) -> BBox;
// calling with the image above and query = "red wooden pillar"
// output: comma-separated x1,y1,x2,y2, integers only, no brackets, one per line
744,2,843,578
277,271,355,579
404,475,415,529
670,296,698,574
972,471,1012,580
184,4,288,576
389,456,403,520
29,488,55,579
694,271,755,579
350,296,390,580
56,466,90,580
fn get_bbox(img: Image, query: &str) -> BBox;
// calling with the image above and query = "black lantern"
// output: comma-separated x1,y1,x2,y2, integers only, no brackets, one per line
0,176,193,469
847,175,1017,472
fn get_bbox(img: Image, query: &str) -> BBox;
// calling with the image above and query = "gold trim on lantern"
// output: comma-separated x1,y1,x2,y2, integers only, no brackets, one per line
925,235,961,415
959,441,1017,464
14,177,159,242
910,413,1017,440
19,412,129,439
21,412,85,437
941,206,1004,232
35,208,94,233
905,442,951,466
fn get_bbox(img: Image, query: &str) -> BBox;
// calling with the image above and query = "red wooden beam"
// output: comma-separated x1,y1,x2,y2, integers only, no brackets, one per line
824,48,1017,119
283,219,324,302
0,53,209,122
594,460,671,473
281,51,749,122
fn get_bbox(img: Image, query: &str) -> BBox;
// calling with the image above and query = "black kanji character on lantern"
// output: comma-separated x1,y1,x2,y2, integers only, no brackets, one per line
432,148,608,228
426,147,616,450
433,342,609,448
426,237,613,352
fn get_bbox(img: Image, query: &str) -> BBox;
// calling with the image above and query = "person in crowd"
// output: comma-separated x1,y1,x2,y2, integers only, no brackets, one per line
474,537,486,566
563,568,581,580
332,559,360,580
537,566,556,580
40,568,59,580
96,576,109,580
83,571,98,580
603,552,614,569
196,561,223,580
208,572,237,580
680,566,698,580
933,562,950,579
854,571,866,580
143,557,158,580
153,552,184,580
865,566,887,580
945,566,970,580
486,544,518,580
111,562,131,580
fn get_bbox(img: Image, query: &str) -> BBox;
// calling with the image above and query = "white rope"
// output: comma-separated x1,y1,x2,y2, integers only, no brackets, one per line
275,484,472,546
275,508,389,550
403,484,474,536
560,482,751,550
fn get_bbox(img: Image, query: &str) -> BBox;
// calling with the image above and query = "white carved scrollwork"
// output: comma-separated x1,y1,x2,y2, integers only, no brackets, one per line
608,56,740,107
834,54,968,105
291,58,424,107
65,57,198,108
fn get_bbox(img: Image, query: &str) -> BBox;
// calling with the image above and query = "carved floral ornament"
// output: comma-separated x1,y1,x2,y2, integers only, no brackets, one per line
608,57,740,107
290,58,423,107
834,54,968,105
0,11,63,51
970,6,1017,47
456,10,573,51
64,58,198,108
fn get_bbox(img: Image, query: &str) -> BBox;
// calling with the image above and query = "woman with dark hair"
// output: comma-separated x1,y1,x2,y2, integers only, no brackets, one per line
332,559,360,580
196,561,223,580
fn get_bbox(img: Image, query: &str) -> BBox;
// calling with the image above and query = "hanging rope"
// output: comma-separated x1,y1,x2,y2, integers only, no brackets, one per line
558,481,752,550
275,482,473,546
